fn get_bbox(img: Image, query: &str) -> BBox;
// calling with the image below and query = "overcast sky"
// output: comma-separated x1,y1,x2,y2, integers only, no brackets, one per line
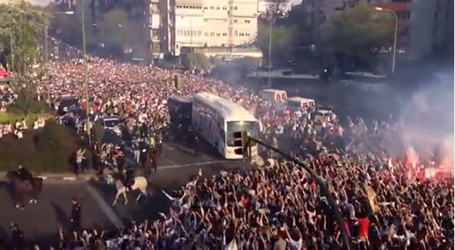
27,0,303,8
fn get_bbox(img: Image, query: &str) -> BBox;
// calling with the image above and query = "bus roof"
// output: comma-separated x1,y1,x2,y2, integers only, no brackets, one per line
261,89,286,93
168,96,192,103
194,92,259,122
287,97,315,103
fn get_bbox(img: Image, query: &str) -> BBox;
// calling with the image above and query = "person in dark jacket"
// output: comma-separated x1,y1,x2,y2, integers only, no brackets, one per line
17,165,33,186
123,168,135,191
70,197,81,233
10,222,24,249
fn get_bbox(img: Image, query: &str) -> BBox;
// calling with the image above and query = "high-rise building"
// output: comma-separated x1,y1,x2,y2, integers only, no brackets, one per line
371,0,453,60
297,0,454,61
151,0,259,56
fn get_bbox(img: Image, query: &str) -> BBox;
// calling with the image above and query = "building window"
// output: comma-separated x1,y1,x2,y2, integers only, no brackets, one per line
216,33,221,36
198,31,202,36
222,33,227,36
234,19,238,23
210,32,215,36
210,6,214,9
216,6,220,10
234,30,238,36
204,32,208,36
222,7,227,10
177,30,182,36
234,6,238,10
204,7,208,9
244,19,250,24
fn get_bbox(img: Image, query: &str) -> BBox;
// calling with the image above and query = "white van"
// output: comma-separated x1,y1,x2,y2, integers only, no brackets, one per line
258,89,288,103
286,97,315,111
314,109,336,123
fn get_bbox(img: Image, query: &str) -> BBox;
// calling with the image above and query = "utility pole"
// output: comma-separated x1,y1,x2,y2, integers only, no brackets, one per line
267,16,272,87
81,0,91,142
228,0,234,60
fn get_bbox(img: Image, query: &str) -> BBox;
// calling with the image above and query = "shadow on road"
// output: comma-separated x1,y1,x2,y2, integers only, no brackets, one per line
50,202,69,229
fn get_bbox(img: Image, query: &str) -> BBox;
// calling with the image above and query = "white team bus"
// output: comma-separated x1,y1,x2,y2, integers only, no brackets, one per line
192,92,262,159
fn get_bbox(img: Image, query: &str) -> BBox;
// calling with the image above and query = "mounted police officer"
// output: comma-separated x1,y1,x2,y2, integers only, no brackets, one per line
17,165,33,187
123,167,135,192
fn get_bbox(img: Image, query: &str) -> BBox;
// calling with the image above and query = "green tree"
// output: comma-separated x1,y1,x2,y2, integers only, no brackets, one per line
319,4,395,71
255,21,294,66
7,88,51,115
0,1,48,73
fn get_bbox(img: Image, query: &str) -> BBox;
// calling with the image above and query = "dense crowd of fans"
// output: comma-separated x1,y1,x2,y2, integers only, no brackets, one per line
0,39,453,250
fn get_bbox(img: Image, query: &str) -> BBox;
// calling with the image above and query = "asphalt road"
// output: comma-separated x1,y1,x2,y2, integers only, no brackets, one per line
92,140,253,225
0,182,111,244
0,140,254,244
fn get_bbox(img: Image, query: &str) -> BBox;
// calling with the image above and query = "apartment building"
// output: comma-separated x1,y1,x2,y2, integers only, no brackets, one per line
153,0,259,56
298,0,454,61
371,0,454,60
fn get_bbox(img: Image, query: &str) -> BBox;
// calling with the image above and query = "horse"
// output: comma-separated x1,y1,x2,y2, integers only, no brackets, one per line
110,173,150,205
6,170,43,209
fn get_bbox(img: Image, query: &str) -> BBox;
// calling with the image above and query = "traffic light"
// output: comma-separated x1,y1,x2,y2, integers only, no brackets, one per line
233,131,249,159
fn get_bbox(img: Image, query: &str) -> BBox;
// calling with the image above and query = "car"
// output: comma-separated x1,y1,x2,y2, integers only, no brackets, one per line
102,116,123,135
56,94,80,116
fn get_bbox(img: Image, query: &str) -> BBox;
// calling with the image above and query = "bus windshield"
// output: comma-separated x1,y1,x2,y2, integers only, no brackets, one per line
104,119,121,128
226,121,260,145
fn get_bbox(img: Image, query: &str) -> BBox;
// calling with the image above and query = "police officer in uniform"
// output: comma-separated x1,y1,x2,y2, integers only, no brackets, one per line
123,167,134,191
17,165,33,187
70,197,82,233
193,129,200,157
10,222,24,249
156,133,163,156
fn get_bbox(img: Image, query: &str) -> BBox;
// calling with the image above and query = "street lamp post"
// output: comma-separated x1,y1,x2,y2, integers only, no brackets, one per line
267,17,272,87
81,0,91,142
179,16,193,69
374,7,398,74
9,23,14,73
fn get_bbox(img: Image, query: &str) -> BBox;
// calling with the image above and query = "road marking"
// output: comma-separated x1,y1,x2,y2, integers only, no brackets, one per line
158,160,232,170
162,144,179,166
86,184,124,229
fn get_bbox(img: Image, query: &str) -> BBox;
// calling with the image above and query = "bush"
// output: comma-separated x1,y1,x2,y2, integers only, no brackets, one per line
0,120,92,173
7,88,52,115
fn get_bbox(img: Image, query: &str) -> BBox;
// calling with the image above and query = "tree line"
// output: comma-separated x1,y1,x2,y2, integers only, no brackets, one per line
0,0,395,73
255,2,396,74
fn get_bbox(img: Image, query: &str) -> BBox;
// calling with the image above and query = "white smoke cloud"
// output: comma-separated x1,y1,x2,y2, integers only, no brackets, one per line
399,70,454,165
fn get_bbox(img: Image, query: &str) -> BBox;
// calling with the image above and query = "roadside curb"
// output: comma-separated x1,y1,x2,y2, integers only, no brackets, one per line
0,172,109,182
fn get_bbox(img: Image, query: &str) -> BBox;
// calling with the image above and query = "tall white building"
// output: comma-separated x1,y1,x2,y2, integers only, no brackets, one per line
151,0,259,56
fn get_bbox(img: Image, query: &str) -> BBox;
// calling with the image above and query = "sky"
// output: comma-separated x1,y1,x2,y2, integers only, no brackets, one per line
25,0,304,7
